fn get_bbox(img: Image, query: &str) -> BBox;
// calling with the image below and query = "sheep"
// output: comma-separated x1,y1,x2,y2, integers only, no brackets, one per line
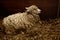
2,5,41,35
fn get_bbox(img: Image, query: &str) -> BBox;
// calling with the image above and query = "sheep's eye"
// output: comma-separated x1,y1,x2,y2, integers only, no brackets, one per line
34,9,37,10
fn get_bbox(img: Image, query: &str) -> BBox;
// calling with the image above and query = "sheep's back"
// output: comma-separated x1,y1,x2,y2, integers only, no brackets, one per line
3,13,32,29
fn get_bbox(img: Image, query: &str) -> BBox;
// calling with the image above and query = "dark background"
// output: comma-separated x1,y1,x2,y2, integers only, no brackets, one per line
0,0,59,19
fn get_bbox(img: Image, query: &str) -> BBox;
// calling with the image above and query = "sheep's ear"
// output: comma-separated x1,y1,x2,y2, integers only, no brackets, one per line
25,7,28,9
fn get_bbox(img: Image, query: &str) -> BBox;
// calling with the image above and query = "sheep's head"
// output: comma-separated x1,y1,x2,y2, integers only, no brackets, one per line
25,5,41,15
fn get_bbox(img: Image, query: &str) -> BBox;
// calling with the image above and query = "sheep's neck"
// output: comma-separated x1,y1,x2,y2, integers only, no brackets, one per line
30,13,40,23
25,11,40,22
33,13,40,19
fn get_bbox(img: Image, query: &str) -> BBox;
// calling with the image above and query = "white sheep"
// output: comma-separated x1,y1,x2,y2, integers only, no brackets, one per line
2,5,41,34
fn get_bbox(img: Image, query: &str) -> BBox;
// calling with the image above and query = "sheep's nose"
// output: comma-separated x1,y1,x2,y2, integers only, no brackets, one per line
37,9,41,12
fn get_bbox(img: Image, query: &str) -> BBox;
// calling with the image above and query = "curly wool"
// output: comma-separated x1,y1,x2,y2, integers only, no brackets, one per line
2,5,41,34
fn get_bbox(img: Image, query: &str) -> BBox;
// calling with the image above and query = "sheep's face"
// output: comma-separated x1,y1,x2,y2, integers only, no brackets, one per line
26,5,41,14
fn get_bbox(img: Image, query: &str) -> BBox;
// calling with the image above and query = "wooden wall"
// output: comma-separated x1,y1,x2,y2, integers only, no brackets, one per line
0,0,58,19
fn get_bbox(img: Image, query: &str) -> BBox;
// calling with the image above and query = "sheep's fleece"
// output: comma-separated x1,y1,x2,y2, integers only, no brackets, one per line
2,5,41,34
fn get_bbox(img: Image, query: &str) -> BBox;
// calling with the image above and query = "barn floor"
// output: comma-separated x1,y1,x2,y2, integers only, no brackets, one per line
0,17,60,40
